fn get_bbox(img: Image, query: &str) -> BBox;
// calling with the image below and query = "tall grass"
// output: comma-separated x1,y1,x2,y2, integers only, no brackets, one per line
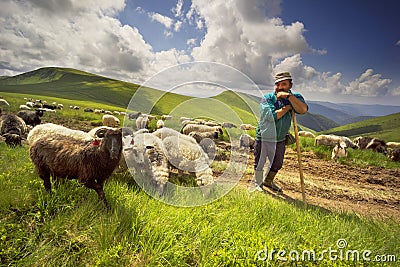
0,142,399,266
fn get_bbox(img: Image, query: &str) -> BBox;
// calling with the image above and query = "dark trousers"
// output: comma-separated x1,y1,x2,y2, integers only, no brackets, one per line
254,140,286,173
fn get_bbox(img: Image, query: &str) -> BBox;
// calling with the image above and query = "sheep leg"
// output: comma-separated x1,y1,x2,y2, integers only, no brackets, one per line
39,172,51,192
83,181,108,205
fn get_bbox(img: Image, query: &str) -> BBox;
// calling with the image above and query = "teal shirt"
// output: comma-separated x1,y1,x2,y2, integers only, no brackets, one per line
256,91,307,142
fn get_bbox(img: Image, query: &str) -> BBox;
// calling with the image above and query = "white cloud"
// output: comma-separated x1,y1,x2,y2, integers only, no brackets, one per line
396,40,400,46
0,0,186,84
187,38,197,46
172,0,184,18
188,0,312,85
344,69,392,97
149,12,174,29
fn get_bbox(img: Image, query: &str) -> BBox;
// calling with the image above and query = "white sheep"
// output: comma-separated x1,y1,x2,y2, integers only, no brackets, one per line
298,131,315,138
136,114,149,129
182,124,223,136
331,141,348,160
239,133,255,149
386,142,400,149
27,123,112,145
124,132,170,194
240,124,256,130
19,104,31,110
156,119,165,129
0,99,10,106
102,114,120,127
162,135,214,186
315,134,343,147
153,127,198,145
221,122,237,128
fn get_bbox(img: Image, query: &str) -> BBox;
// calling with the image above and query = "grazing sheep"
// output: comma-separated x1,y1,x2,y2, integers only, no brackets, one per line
17,110,44,127
30,128,122,204
298,131,315,138
331,141,348,160
102,114,120,127
19,104,31,110
315,134,343,147
124,133,169,194
153,127,198,144
353,136,387,154
162,135,214,186
156,119,165,129
84,108,94,112
28,123,90,145
239,133,255,149
182,124,223,136
188,131,218,160
388,148,400,162
240,124,256,130
128,112,142,120
205,121,220,127
221,122,237,128
386,142,400,149
0,114,27,146
136,115,149,130
0,99,10,106
161,115,172,120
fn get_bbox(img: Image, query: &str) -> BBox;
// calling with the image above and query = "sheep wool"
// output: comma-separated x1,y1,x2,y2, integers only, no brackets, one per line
30,128,122,204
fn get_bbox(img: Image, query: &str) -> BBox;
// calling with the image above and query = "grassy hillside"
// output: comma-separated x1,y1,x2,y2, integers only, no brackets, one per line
321,112,400,142
1,142,399,266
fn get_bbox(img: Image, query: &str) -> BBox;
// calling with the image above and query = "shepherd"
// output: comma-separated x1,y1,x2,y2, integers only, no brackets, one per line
250,72,308,193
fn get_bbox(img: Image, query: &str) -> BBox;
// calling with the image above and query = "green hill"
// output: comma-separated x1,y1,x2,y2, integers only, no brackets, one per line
321,112,400,142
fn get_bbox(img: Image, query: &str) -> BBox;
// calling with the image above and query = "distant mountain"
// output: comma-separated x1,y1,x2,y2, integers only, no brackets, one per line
296,112,339,132
308,101,400,125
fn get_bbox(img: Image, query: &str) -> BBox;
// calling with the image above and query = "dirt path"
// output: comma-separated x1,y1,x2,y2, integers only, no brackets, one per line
238,148,400,222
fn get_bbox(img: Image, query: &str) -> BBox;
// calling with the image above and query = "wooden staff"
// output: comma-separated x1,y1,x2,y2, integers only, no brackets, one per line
291,109,306,205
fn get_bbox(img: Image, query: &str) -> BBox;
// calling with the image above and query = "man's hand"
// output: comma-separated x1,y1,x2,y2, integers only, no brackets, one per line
276,91,290,99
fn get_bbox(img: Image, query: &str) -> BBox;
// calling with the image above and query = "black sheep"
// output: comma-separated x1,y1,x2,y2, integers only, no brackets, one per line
30,128,122,205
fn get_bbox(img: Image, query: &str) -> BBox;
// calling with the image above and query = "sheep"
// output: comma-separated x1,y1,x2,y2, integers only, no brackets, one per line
188,131,218,160
221,122,237,128
19,104,31,110
161,115,172,120
94,109,103,114
128,112,142,120
153,127,198,145
162,135,214,187
386,142,400,149
388,148,400,162
30,128,122,205
240,124,256,130
182,124,223,136
102,114,120,127
0,99,10,106
0,114,27,146
298,131,315,138
17,110,44,127
156,119,165,129
315,134,343,147
353,136,387,154
205,121,220,127
84,108,94,112
124,133,169,194
239,133,255,149
136,114,149,130
331,141,348,160
27,123,113,145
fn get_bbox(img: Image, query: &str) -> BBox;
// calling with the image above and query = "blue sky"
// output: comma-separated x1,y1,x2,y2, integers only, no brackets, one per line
1,0,399,105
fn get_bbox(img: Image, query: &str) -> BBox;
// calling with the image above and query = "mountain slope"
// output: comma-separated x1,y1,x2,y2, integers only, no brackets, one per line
321,112,400,142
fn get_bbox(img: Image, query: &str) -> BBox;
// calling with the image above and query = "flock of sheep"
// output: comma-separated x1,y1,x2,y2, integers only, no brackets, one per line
1,95,400,205
299,131,400,162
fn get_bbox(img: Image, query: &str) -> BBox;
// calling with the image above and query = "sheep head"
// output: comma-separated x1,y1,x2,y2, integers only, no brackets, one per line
100,128,122,160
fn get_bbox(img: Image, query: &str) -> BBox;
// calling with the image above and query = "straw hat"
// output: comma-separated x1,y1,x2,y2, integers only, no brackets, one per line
274,72,292,84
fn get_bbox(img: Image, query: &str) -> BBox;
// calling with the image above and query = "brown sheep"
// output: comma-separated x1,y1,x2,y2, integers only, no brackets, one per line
29,128,122,205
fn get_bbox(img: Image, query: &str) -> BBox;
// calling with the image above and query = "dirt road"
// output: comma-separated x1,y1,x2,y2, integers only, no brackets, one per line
239,148,400,221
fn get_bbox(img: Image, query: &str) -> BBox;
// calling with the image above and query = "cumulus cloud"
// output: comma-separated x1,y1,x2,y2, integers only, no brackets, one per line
172,0,184,18
0,0,187,84
149,12,174,29
188,0,312,85
344,69,392,97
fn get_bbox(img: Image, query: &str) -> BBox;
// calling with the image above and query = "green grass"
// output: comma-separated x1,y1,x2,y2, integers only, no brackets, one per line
1,141,399,266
